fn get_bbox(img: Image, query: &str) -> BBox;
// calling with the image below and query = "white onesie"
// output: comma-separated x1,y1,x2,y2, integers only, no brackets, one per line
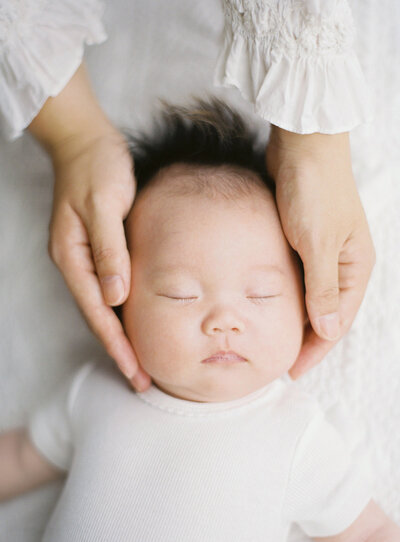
28,361,372,542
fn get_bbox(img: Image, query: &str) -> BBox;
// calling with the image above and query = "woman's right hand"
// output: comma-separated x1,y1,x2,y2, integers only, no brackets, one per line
49,129,151,391
29,64,152,392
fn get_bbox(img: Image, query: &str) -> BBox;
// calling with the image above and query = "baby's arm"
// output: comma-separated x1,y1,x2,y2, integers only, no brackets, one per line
0,427,64,502
313,499,400,542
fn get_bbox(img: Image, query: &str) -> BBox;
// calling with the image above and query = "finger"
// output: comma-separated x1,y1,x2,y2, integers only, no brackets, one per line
49,208,151,390
127,364,152,392
335,230,375,330
85,209,131,306
302,243,342,341
291,235,374,379
65,258,150,391
288,324,340,379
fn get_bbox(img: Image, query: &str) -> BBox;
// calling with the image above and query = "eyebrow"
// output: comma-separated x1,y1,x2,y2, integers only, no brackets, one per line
149,264,285,277
248,264,285,276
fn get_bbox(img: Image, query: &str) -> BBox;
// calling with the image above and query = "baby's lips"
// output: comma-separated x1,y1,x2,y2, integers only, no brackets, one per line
201,350,248,363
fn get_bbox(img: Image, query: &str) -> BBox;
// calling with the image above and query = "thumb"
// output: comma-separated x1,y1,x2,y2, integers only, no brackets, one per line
86,211,131,306
303,246,341,341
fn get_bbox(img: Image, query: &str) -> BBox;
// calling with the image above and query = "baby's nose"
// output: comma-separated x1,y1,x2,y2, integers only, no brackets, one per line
202,306,245,336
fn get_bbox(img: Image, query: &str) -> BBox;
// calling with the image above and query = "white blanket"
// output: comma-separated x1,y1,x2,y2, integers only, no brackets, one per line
0,1,399,540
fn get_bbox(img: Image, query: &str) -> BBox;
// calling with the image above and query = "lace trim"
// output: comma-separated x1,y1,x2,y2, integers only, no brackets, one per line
0,0,105,47
0,0,49,45
222,0,355,60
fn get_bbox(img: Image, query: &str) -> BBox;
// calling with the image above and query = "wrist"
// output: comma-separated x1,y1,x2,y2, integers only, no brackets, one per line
269,125,350,156
267,125,352,181
28,63,116,155
49,126,126,173
30,101,116,157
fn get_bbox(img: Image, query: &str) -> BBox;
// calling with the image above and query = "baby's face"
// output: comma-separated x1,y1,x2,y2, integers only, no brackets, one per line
123,166,306,402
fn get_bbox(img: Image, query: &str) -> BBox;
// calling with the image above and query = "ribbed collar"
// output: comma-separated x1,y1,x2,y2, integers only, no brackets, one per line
136,374,291,417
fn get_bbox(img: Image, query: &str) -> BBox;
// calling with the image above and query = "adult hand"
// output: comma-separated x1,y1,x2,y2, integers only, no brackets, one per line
29,64,152,392
266,126,376,379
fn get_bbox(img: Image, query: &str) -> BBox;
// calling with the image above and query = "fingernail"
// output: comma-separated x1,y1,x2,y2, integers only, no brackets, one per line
316,313,340,341
101,275,124,305
135,385,146,393
123,366,135,380
133,373,151,393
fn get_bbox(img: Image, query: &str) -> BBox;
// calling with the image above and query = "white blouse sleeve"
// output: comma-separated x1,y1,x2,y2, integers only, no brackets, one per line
214,0,374,134
0,0,107,140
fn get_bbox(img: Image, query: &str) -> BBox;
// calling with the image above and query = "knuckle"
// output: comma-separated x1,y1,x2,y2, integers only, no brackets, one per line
310,285,339,305
47,235,65,268
84,191,105,214
84,188,124,216
297,229,336,257
92,246,116,265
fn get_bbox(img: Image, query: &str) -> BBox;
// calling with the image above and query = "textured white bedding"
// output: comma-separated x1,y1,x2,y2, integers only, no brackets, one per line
0,1,399,540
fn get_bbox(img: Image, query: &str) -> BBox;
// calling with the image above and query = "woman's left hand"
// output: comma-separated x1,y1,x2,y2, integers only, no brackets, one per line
266,126,376,379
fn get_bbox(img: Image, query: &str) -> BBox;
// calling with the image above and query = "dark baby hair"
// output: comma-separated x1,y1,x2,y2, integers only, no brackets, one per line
114,96,304,321
124,95,275,198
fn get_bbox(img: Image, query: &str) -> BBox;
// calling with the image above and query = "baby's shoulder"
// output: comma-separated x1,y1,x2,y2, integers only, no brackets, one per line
67,359,131,417
266,376,325,434
276,376,322,415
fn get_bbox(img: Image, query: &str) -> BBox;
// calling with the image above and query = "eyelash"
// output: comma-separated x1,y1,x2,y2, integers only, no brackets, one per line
166,296,197,304
247,296,277,304
161,295,277,304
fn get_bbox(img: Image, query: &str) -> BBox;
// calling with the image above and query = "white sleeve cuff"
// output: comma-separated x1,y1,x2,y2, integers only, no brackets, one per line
284,406,374,537
0,0,107,140
27,362,96,472
27,376,75,472
214,0,375,134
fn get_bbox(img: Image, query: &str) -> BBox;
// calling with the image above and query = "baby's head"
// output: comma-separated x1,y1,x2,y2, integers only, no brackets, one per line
121,98,306,402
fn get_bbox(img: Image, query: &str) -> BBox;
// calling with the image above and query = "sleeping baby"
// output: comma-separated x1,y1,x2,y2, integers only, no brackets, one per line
0,98,398,541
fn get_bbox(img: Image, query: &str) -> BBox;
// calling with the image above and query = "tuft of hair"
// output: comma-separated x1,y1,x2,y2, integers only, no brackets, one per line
124,96,275,198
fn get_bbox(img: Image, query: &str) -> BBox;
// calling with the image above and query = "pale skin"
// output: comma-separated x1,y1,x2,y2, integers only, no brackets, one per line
27,63,375,389
266,129,375,378
0,167,396,541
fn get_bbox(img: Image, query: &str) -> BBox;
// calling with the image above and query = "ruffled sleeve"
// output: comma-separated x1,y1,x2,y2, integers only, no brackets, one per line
0,0,107,140
214,0,374,134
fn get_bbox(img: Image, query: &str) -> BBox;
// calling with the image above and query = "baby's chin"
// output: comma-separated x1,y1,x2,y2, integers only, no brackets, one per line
151,373,283,403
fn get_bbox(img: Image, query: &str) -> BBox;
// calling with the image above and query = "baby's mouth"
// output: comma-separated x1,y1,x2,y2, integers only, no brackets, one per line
201,350,248,364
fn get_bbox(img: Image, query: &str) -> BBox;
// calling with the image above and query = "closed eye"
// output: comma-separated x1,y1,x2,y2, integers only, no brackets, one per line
157,295,198,304
247,295,280,304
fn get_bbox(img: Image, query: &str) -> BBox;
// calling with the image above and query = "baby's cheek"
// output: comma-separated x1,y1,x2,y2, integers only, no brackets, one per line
129,307,193,377
276,305,305,364
255,302,304,368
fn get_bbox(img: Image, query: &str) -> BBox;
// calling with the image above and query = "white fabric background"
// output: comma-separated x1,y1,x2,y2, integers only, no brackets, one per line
0,1,399,540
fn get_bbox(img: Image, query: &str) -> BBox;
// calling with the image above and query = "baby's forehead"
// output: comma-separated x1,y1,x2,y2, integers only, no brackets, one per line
126,162,278,244
131,162,274,218
125,164,303,287
126,164,285,261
